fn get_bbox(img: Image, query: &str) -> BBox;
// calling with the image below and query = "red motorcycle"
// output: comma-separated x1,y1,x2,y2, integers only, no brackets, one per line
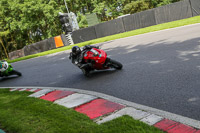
70,47,123,76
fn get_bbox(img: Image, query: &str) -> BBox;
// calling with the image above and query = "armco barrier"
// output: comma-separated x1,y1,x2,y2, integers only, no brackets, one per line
72,26,97,44
155,0,193,24
190,0,200,16
95,18,125,38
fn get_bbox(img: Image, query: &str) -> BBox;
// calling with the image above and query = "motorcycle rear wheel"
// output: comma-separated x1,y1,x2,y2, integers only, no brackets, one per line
108,59,123,70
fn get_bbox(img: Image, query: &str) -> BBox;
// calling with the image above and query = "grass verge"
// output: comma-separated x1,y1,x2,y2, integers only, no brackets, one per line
0,89,163,133
8,15,200,63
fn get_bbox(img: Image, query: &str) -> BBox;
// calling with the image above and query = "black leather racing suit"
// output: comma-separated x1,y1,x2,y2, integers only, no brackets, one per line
69,45,99,69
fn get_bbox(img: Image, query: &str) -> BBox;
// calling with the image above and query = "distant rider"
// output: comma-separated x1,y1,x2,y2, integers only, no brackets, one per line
69,45,99,69
0,60,11,77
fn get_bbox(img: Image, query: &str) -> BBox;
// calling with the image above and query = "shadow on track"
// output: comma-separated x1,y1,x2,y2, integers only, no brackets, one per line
0,76,21,82
85,69,119,78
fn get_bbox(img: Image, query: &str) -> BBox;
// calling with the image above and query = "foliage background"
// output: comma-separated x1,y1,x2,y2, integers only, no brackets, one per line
0,0,181,59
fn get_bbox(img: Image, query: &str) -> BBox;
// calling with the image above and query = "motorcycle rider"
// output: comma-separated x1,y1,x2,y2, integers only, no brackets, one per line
0,60,10,77
0,60,22,77
69,45,99,69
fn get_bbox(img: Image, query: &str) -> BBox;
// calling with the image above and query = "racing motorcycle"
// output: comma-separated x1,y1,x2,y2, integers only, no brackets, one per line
70,47,123,76
0,61,22,77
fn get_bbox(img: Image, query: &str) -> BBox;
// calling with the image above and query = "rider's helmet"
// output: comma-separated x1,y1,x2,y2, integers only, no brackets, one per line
72,46,81,56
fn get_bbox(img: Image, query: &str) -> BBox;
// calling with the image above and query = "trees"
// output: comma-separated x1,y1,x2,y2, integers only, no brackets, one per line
122,0,182,14
0,0,66,59
0,0,182,59
123,0,149,14
77,12,88,28
145,0,182,8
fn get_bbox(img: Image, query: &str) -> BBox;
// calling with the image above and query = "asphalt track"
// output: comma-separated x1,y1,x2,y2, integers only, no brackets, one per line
1,23,200,121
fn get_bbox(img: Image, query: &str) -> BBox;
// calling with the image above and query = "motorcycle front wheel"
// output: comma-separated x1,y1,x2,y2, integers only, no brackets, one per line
108,58,123,70
81,68,90,77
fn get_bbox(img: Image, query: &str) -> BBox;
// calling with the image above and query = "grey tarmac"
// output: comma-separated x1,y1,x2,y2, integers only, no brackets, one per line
1,23,200,122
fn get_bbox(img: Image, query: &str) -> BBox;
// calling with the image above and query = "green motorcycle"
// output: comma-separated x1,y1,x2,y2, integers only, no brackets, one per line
0,61,22,77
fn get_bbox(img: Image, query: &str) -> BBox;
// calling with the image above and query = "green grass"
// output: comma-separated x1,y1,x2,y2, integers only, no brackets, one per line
8,15,200,63
0,89,163,133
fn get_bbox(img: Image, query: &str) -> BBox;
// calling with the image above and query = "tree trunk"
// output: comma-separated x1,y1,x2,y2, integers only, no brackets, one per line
0,38,9,59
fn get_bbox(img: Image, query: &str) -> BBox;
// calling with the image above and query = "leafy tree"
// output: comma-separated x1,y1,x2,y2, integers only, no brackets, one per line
104,0,124,19
145,0,181,8
0,0,183,59
77,12,88,28
158,0,173,6
0,0,66,59
123,0,149,14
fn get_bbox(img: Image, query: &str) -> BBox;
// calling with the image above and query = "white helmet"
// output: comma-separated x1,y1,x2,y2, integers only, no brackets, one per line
0,61,8,72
